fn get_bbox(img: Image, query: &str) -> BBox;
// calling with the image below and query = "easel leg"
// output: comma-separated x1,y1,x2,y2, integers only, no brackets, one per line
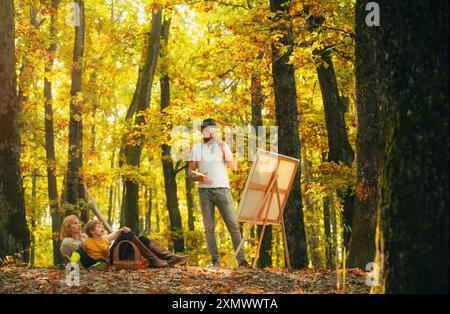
227,223,253,268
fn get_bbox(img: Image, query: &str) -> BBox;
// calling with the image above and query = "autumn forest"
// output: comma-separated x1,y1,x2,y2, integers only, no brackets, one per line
0,0,448,295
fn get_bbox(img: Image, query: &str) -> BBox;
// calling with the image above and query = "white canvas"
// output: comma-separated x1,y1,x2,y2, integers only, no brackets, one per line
236,149,299,225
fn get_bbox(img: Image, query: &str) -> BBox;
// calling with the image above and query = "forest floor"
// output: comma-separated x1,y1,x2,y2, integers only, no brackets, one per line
0,266,370,294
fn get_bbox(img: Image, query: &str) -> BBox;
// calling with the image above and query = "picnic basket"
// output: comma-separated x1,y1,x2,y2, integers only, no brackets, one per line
112,240,149,270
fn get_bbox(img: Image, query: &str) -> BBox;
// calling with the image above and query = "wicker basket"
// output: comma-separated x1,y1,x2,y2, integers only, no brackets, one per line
112,240,149,270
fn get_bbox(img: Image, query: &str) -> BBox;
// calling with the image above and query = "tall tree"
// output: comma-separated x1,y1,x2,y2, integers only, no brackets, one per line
184,164,195,232
144,187,152,232
371,0,448,293
306,9,355,250
323,195,336,268
0,0,31,261
302,146,322,267
251,58,273,268
316,50,355,250
65,0,86,221
347,0,379,269
322,148,336,268
44,0,63,266
30,168,38,266
107,149,116,226
270,0,308,269
121,9,162,233
160,17,185,253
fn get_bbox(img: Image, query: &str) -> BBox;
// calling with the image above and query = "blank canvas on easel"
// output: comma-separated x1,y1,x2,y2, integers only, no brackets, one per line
228,149,299,268
236,149,299,225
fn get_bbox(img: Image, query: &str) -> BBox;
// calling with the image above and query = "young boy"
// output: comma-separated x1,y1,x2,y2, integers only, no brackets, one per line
80,220,110,269
71,220,129,270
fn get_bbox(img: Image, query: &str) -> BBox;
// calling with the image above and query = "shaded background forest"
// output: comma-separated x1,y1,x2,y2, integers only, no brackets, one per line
0,0,447,294
4,0,356,267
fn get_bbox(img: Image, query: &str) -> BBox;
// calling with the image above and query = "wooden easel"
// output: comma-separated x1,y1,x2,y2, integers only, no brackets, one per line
227,173,291,268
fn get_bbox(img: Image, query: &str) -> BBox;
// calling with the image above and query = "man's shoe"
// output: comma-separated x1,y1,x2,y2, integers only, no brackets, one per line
238,260,252,269
210,260,221,267
167,255,190,267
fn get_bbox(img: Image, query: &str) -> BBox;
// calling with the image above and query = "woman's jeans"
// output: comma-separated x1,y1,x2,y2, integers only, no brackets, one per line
198,187,246,264
77,232,149,268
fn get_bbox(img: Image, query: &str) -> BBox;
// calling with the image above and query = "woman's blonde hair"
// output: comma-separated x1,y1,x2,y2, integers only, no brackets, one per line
60,215,79,240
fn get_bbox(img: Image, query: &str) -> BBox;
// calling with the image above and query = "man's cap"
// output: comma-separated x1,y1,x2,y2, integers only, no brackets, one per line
198,118,219,131
201,118,217,128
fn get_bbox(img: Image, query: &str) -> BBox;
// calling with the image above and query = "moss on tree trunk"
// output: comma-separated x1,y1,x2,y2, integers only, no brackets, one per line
373,0,449,293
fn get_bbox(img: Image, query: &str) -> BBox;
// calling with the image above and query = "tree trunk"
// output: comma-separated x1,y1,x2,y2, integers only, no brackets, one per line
320,149,335,268
43,0,63,266
107,149,115,226
139,218,144,234
315,49,355,250
184,164,195,231
121,9,162,233
30,170,37,266
65,0,86,222
302,147,322,268
347,0,379,269
270,0,308,269
305,8,355,251
251,63,273,268
155,200,160,233
371,0,448,293
323,195,335,268
160,17,185,253
145,188,152,233
112,180,120,227
330,196,338,262
0,0,31,262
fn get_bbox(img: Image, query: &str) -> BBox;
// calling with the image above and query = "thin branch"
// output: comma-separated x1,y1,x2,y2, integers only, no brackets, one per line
175,162,187,175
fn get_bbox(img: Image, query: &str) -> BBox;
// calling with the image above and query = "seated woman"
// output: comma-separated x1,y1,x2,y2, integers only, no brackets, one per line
60,215,189,269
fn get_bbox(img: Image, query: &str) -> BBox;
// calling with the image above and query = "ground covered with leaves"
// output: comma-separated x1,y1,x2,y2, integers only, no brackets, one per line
0,266,370,294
